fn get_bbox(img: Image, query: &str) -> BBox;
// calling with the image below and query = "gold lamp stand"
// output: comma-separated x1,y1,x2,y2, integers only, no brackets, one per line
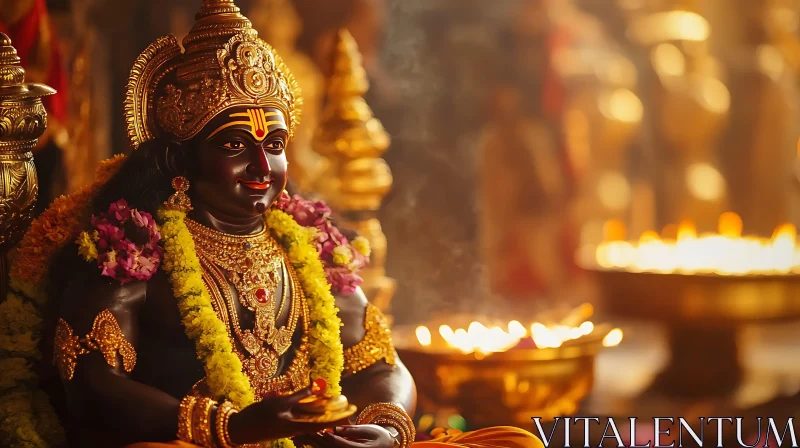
312,30,395,314
0,33,55,299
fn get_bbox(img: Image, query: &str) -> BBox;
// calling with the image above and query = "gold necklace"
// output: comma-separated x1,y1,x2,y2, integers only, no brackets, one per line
197,259,311,398
202,257,299,356
187,218,289,350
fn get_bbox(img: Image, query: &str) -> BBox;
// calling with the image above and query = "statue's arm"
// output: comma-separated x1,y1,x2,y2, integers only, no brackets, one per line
337,287,416,415
56,277,179,445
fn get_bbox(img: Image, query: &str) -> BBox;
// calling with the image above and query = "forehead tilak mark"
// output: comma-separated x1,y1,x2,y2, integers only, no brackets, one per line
206,108,285,141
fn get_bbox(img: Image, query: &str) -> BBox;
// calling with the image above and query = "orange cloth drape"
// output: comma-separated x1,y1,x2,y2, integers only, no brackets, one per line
414,426,544,448
125,426,543,448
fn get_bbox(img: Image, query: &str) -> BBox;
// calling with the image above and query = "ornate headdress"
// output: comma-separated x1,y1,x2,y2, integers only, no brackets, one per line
124,0,302,149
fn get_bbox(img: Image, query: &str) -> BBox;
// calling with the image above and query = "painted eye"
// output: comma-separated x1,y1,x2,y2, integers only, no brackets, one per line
265,140,285,151
222,141,245,150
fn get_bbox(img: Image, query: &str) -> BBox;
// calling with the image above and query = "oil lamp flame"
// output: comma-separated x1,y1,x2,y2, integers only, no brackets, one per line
593,213,800,275
416,326,432,346
603,328,624,347
414,306,621,355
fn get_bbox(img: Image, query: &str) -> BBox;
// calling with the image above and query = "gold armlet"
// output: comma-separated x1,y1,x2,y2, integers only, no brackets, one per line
192,397,216,447
356,403,415,448
343,304,396,375
214,401,241,448
53,309,137,381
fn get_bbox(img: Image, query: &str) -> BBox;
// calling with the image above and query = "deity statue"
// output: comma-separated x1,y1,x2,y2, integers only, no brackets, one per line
0,2,543,448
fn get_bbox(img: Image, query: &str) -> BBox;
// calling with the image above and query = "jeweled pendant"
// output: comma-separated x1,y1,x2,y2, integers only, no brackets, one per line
255,288,269,303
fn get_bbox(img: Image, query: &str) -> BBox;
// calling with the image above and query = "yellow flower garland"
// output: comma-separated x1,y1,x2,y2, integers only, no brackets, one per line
159,207,344,448
158,208,256,409
266,208,344,396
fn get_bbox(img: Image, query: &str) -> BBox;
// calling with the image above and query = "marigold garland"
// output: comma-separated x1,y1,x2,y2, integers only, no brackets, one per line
157,208,256,409
266,208,344,396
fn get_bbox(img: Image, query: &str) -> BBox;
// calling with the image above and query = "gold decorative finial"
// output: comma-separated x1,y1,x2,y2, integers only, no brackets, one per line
327,30,371,105
0,32,55,253
312,30,395,313
196,0,242,18
185,0,251,48
0,33,25,85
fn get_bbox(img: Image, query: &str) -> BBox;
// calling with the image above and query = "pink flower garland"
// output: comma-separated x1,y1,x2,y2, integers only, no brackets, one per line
276,192,370,295
90,199,164,284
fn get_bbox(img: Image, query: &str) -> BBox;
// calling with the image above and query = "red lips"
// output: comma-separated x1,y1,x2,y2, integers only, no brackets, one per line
237,179,271,190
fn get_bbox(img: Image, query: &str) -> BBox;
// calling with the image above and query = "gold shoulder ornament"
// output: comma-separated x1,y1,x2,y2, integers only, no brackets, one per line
343,303,396,376
53,309,137,381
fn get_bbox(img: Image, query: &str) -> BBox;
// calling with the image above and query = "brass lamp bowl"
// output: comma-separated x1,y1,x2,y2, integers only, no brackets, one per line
395,329,607,428
592,268,800,324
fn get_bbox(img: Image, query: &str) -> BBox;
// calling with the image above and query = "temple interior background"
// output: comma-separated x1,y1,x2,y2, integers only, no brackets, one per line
3,0,800,444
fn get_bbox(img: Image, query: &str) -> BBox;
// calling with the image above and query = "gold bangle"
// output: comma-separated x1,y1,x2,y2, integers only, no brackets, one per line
177,395,197,443
356,403,415,448
192,397,216,447
215,401,240,448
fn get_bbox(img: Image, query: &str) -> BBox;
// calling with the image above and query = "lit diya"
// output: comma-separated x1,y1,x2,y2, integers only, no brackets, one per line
394,305,621,427
288,379,357,423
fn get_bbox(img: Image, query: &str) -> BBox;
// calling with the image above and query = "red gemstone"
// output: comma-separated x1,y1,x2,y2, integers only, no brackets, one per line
255,288,269,303
256,129,265,138
172,177,187,190
312,378,327,396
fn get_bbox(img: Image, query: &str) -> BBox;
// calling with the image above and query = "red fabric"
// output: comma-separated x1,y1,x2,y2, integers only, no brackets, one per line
0,0,68,122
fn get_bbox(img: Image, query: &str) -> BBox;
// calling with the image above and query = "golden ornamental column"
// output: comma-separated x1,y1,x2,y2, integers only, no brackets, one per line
0,32,55,297
710,0,800,234
627,2,731,231
312,30,394,313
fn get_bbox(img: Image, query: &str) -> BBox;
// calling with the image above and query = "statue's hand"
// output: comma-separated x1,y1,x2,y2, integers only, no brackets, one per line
298,424,397,448
226,387,350,444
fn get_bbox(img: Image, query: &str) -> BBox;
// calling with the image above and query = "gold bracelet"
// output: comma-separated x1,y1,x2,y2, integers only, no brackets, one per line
177,395,197,443
192,397,216,447
356,403,415,448
215,401,240,448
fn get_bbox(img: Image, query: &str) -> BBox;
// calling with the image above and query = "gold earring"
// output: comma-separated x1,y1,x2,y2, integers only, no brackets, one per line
164,176,193,213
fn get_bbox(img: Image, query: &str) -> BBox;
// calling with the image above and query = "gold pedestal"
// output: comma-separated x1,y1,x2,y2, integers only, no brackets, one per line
592,268,800,397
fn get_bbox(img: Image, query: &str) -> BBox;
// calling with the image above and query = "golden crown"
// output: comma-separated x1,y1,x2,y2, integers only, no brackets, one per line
124,0,302,149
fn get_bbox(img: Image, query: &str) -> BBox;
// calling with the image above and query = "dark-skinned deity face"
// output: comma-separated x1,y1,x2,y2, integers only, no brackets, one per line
186,106,289,218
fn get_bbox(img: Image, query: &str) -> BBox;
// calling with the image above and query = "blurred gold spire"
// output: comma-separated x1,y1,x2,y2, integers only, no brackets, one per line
313,29,391,211
312,29,395,312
